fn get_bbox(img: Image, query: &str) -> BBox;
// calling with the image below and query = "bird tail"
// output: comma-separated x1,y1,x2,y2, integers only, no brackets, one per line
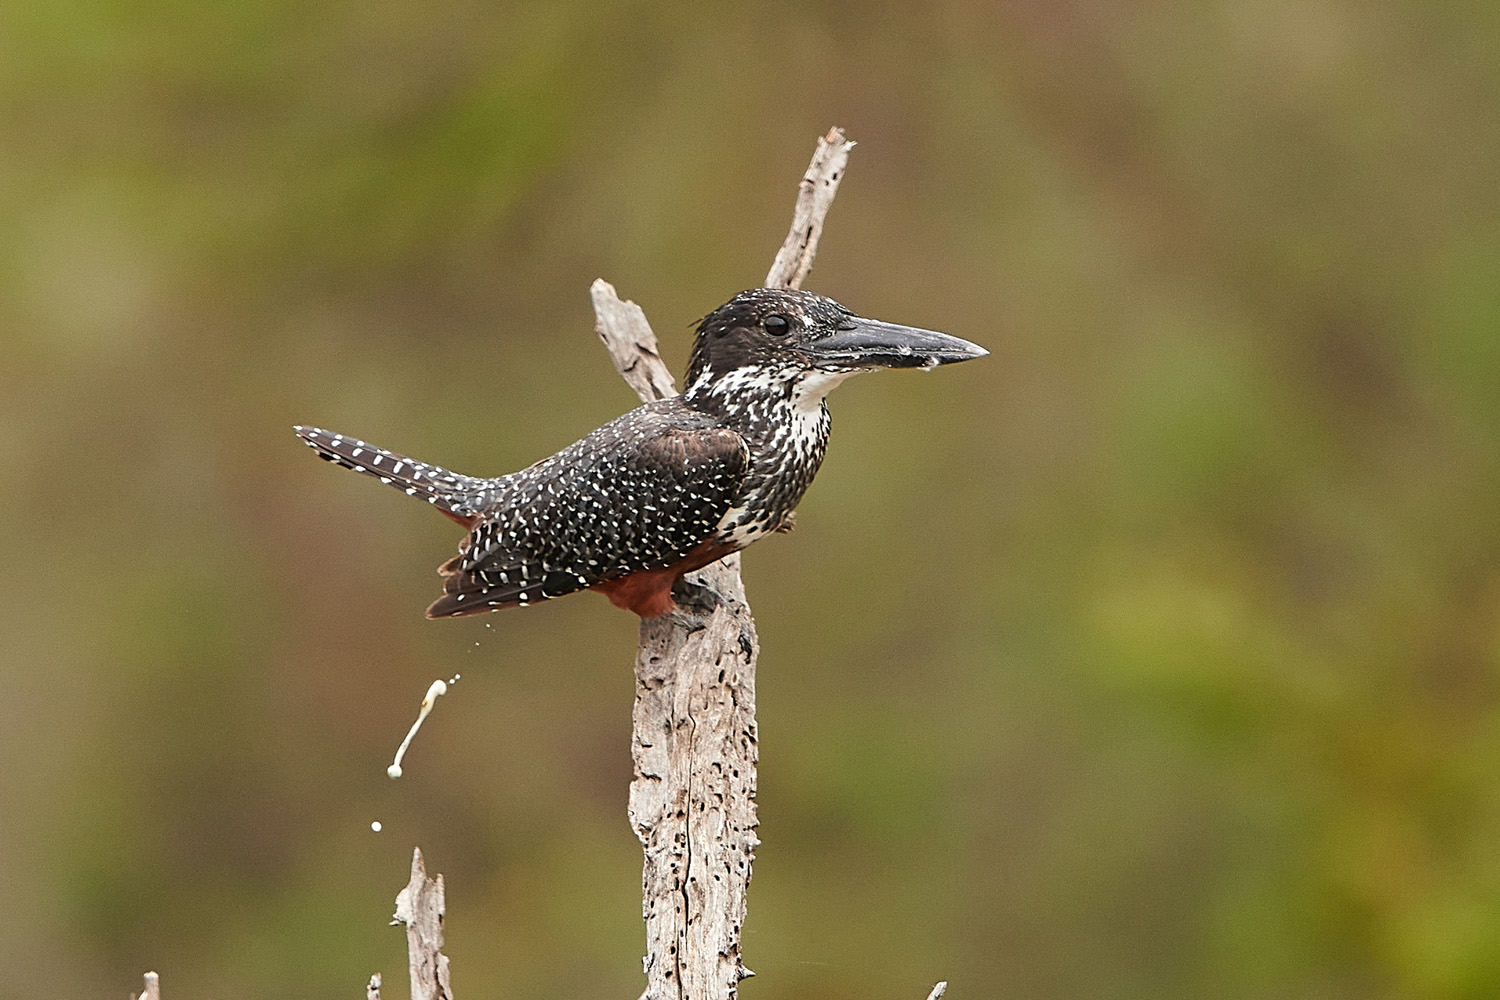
293,426,487,528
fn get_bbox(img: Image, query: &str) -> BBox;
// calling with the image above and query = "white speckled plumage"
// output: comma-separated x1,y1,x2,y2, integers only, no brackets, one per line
296,288,984,618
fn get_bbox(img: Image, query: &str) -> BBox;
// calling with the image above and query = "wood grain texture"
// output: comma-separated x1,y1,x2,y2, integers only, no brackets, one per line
392,849,454,1000
764,127,856,291
594,126,852,1000
591,279,679,404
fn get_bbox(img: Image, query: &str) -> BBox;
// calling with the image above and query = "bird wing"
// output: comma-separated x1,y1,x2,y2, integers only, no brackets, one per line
425,405,749,618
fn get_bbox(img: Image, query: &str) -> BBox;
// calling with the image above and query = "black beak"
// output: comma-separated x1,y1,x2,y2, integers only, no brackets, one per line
808,317,989,370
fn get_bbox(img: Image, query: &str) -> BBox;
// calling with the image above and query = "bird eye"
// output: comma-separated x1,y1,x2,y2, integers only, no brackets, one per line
763,314,791,336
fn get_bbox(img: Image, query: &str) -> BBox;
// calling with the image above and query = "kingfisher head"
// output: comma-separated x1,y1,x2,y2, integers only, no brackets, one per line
684,288,987,402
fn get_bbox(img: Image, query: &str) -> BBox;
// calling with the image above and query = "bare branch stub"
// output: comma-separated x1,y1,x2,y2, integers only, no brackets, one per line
926,981,949,1000
593,127,854,1000
592,279,760,1000
591,279,678,403
392,848,454,1000
764,126,856,291
132,971,161,1000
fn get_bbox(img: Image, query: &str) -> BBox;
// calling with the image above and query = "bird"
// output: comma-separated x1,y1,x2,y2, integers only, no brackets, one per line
295,287,987,619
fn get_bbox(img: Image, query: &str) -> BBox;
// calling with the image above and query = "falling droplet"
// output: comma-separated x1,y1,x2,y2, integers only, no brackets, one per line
388,679,452,779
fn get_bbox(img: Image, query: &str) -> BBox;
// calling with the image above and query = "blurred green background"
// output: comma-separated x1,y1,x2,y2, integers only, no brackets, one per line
4,0,1500,997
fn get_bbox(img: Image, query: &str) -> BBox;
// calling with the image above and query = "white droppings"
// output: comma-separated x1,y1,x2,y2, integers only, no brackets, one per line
387,677,454,779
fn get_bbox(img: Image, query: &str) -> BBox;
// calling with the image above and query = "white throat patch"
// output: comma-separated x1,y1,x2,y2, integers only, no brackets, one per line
790,368,857,412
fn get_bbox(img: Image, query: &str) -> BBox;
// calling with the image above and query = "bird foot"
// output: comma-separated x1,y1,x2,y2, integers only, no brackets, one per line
670,577,723,616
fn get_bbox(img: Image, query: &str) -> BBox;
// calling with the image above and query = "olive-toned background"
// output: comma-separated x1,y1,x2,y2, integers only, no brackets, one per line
5,1,1500,997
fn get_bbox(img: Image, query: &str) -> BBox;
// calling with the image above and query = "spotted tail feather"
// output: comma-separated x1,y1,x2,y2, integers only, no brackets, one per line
293,426,490,528
425,553,538,618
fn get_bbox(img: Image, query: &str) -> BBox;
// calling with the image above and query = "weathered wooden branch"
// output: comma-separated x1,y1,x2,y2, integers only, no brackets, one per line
591,126,854,1000
591,281,678,404
391,848,454,1000
592,281,761,1000
764,127,855,290
131,971,161,1000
